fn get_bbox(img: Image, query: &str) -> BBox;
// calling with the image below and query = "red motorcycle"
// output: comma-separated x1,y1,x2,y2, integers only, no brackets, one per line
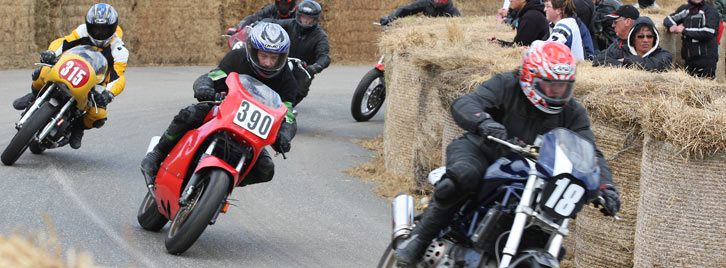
351,23,387,122
136,72,288,254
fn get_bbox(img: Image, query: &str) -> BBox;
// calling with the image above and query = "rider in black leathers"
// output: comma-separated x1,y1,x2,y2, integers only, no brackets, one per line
394,41,622,267
379,0,461,26
141,22,297,187
235,0,298,29
269,0,330,106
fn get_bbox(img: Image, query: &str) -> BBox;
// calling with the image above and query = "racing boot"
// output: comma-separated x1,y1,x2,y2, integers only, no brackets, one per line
13,88,38,110
69,120,88,149
140,134,176,179
394,179,459,267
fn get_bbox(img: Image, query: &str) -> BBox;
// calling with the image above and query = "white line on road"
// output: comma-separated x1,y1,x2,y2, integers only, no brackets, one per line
49,162,158,268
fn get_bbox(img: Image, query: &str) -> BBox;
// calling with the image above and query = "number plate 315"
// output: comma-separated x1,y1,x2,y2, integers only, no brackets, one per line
233,100,275,139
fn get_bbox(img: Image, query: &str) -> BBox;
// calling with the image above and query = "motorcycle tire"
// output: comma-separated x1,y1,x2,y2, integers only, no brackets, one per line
29,140,45,154
137,191,168,232
351,68,385,122
1,102,56,166
376,241,397,268
165,169,230,254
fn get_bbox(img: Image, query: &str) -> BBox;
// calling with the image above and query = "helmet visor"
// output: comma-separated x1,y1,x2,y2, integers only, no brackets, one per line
533,77,574,106
296,13,319,28
87,23,116,41
276,2,295,15
248,48,288,75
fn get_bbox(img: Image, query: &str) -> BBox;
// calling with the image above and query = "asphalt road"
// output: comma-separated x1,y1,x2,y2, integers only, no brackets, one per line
0,65,390,267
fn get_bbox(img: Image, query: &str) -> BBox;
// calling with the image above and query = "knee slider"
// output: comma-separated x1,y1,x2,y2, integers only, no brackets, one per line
31,67,42,80
92,118,106,128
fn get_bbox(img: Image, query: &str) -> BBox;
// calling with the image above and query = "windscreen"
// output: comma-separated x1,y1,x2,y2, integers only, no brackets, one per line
237,74,282,109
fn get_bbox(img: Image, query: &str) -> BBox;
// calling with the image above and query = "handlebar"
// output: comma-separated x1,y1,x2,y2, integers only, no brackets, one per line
486,136,539,159
597,196,621,221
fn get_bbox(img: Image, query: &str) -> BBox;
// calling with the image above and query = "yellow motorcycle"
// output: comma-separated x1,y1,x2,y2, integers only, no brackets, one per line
2,45,108,165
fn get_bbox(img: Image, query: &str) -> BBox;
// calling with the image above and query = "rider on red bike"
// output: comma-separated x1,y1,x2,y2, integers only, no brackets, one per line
141,22,297,186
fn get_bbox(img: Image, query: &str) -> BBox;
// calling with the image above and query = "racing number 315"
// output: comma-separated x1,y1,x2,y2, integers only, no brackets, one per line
237,101,273,136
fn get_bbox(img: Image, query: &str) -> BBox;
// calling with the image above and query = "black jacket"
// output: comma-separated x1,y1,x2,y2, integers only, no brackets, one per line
593,16,673,72
450,71,614,186
663,1,720,61
237,4,296,28
575,0,595,30
388,0,461,19
499,0,549,47
592,0,622,51
272,19,331,75
195,48,298,103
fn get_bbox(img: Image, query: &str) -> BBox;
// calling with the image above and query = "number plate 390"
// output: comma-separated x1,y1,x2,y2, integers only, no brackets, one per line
233,100,275,139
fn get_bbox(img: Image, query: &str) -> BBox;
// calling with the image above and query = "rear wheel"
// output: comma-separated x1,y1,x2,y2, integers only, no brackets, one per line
164,169,230,254
137,191,168,231
351,68,385,122
2,102,56,165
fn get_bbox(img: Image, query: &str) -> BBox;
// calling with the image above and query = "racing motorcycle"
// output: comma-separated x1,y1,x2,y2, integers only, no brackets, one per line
1,45,109,166
136,73,289,254
378,128,617,268
225,25,312,108
351,23,386,122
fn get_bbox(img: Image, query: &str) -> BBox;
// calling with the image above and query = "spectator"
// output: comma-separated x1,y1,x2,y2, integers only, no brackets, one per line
664,0,720,79
593,16,673,72
490,0,549,46
591,0,622,51
575,0,595,28
634,0,660,9
545,0,596,60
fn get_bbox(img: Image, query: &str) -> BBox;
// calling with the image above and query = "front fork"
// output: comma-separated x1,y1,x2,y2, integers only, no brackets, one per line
499,159,539,268
17,84,56,129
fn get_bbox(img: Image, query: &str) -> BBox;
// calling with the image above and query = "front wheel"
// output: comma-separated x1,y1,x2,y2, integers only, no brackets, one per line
2,102,56,165
164,169,230,254
377,241,397,268
137,191,168,232
351,68,385,122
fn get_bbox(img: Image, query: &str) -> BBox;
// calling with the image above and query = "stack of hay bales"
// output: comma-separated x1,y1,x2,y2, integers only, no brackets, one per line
378,12,726,267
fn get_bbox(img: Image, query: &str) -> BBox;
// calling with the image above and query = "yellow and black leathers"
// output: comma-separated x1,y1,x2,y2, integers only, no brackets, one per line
32,24,129,129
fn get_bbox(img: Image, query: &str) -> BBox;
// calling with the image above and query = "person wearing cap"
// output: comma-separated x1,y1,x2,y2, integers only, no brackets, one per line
591,0,622,51
593,5,637,60
593,16,673,72
664,0,720,79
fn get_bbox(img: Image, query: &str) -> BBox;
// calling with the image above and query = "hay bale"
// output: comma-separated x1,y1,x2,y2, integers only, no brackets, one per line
575,120,642,268
634,136,726,267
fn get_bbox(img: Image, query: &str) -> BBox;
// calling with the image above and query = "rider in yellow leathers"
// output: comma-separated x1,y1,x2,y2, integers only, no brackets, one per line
12,3,129,149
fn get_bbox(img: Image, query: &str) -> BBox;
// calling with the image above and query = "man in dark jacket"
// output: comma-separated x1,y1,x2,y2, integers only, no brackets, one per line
575,0,595,29
594,16,673,71
592,0,623,51
664,0,720,79
380,0,461,26
492,0,549,46
141,22,297,187
235,0,297,29
393,41,622,267
270,0,330,106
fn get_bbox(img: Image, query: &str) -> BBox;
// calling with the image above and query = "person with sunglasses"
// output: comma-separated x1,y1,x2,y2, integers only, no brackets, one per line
594,15,673,72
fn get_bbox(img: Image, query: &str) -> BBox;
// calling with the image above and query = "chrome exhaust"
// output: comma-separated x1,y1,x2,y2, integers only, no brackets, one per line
392,193,414,244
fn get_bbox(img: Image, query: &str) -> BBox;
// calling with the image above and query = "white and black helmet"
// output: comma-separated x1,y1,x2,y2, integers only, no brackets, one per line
295,1,322,29
85,3,118,47
245,22,290,79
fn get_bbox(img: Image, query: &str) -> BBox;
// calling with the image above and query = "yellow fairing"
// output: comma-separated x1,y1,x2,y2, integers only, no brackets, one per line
45,54,99,110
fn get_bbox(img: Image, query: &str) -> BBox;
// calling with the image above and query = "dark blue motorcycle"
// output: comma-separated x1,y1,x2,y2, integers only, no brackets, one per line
378,128,617,268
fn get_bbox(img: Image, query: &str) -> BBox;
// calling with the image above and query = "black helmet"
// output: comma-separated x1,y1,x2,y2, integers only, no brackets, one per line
85,3,119,47
245,22,290,79
295,1,321,29
275,0,297,18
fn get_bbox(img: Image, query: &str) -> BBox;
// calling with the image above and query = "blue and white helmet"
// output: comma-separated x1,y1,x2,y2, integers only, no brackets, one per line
245,22,290,78
85,3,118,47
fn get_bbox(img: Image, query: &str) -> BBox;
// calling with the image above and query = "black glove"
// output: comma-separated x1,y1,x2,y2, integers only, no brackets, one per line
476,114,508,140
40,50,58,65
194,86,216,102
595,184,621,217
304,63,321,75
380,16,393,26
274,132,291,153
93,90,114,107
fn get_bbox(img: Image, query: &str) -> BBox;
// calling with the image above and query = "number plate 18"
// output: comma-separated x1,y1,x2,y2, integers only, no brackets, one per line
233,100,275,139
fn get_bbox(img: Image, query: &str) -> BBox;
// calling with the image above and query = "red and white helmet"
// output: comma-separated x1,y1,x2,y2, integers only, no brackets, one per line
519,41,577,114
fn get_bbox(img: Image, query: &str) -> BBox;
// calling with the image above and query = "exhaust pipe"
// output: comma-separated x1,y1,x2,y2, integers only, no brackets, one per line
392,193,414,244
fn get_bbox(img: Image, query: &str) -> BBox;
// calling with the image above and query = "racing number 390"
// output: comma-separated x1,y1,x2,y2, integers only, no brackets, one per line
237,101,273,136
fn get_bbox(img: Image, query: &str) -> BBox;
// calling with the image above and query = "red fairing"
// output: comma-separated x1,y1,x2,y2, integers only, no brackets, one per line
153,72,288,219
227,27,249,50
374,63,385,71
